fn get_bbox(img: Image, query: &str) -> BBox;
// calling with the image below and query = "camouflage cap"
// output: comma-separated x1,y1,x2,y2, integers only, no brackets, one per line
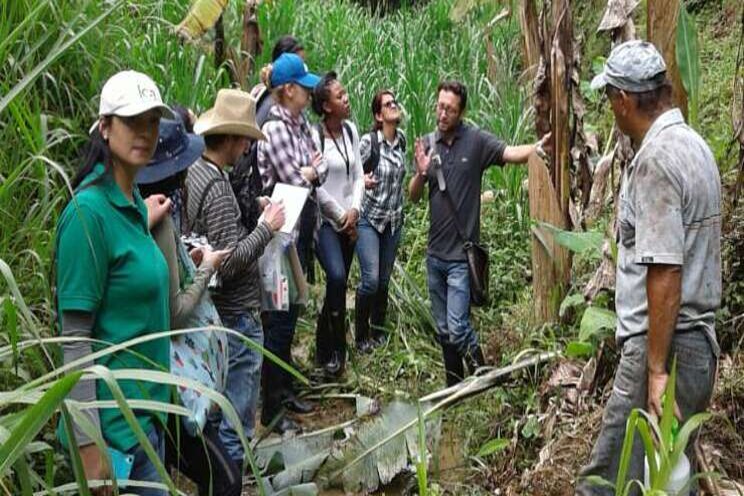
590,40,667,93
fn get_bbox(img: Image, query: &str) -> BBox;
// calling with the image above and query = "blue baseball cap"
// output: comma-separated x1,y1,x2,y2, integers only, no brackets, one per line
270,53,320,89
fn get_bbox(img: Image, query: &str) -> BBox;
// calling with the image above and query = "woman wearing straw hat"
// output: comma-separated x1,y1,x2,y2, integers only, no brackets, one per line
56,70,174,495
136,116,241,496
186,88,285,467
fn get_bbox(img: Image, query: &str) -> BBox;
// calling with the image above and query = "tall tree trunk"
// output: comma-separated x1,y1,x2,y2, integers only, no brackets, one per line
528,0,573,322
519,0,541,81
240,0,262,89
647,0,689,118
214,14,226,70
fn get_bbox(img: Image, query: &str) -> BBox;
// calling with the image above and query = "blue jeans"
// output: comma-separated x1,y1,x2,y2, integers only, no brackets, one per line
356,217,401,298
426,255,478,356
126,425,166,496
576,332,716,496
218,311,263,465
316,221,356,312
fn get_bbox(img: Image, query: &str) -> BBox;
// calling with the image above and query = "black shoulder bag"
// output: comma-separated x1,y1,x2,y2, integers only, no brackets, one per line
431,141,490,307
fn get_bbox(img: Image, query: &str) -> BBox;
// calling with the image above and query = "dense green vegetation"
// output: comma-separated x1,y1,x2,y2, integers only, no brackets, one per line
1,0,741,493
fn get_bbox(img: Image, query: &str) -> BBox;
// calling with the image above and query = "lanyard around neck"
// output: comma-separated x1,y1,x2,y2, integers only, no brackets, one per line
325,121,351,176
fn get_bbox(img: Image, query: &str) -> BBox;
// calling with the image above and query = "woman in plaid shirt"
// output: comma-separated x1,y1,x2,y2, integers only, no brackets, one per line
355,90,408,352
256,52,324,434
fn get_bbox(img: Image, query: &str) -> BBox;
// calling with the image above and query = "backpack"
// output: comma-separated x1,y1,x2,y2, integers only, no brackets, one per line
229,84,275,230
362,130,406,174
314,121,354,153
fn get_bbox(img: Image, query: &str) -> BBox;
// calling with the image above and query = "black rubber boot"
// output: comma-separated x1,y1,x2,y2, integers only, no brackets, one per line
315,304,331,367
464,346,487,376
261,359,285,428
354,293,374,353
441,342,465,387
370,288,389,347
324,309,347,378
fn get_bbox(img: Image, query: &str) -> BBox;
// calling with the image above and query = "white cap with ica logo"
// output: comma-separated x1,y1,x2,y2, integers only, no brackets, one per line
89,70,173,133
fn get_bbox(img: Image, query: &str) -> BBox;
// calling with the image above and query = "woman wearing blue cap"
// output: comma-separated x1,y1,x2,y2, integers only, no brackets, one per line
257,52,324,433
136,117,241,496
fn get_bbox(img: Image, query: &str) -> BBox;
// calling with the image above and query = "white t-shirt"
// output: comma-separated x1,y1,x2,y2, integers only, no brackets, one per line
312,120,365,230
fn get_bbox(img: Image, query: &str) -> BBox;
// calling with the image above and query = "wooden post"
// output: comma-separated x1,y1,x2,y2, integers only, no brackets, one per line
647,0,688,118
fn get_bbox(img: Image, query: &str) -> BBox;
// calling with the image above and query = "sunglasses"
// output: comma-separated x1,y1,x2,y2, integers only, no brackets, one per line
383,100,399,109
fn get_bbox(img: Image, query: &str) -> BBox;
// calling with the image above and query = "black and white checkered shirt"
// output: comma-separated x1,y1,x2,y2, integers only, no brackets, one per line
359,129,408,234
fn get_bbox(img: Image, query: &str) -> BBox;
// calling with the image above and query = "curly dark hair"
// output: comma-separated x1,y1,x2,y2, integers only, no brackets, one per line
311,71,338,117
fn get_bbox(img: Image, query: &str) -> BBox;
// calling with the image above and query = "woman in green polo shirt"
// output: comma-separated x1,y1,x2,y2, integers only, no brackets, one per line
56,70,174,496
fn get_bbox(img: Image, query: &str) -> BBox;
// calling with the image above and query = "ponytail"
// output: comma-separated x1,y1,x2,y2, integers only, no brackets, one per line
71,122,113,191
260,64,274,88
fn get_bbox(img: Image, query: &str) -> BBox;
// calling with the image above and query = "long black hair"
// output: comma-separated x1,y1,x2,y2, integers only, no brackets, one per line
71,119,113,191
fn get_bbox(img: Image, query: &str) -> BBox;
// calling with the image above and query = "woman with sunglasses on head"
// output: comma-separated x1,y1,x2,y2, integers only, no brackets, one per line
256,53,324,434
310,72,364,378
354,90,407,352
56,70,174,495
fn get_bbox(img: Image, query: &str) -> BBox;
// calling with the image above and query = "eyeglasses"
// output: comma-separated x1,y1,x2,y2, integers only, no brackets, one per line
436,103,460,117
383,100,399,109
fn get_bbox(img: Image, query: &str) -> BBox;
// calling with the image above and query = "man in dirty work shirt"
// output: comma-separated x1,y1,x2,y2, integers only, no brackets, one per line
577,40,721,495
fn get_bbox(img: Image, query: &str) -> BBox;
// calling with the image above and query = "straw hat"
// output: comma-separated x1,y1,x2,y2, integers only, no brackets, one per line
194,89,266,140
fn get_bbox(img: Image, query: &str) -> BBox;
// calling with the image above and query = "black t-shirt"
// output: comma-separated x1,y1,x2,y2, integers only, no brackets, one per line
425,124,506,261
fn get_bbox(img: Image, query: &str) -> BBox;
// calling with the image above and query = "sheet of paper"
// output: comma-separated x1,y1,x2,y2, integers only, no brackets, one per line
259,183,310,234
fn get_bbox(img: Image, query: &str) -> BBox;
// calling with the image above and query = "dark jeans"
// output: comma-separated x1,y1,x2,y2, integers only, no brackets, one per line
426,255,479,356
218,311,263,463
165,416,241,496
261,206,315,421
316,221,356,313
261,304,301,422
355,217,401,298
126,424,166,496
576,332,717,496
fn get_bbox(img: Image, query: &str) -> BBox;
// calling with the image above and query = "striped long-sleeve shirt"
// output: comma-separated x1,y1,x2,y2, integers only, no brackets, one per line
185,157,272,316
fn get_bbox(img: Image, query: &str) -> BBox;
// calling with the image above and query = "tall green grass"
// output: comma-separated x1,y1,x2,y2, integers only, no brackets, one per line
0,0,534,492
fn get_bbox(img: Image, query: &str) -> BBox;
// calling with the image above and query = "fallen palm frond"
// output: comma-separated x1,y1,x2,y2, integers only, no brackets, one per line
253,351,558,494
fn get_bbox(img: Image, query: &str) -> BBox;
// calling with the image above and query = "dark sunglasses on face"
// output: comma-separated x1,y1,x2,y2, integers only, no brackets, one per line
383,100,399,109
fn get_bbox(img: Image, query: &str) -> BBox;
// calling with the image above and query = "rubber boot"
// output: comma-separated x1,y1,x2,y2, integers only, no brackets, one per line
354,293,374,353
441,342,465,387
261,359,284,428
315,304,331,367
370,288,389,347
324,309,347,378
465,346,486,376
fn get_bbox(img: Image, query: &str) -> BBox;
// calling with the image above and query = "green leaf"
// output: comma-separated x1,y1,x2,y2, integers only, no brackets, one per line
676,3,700,126
559,293,586,318
521,415,539,439
565,341,595,358
668,412,712,471
3,299,19,370
578,307,616,342
476,438,510,457
659,357,678,454
536,222,604,258
0,372,82,475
